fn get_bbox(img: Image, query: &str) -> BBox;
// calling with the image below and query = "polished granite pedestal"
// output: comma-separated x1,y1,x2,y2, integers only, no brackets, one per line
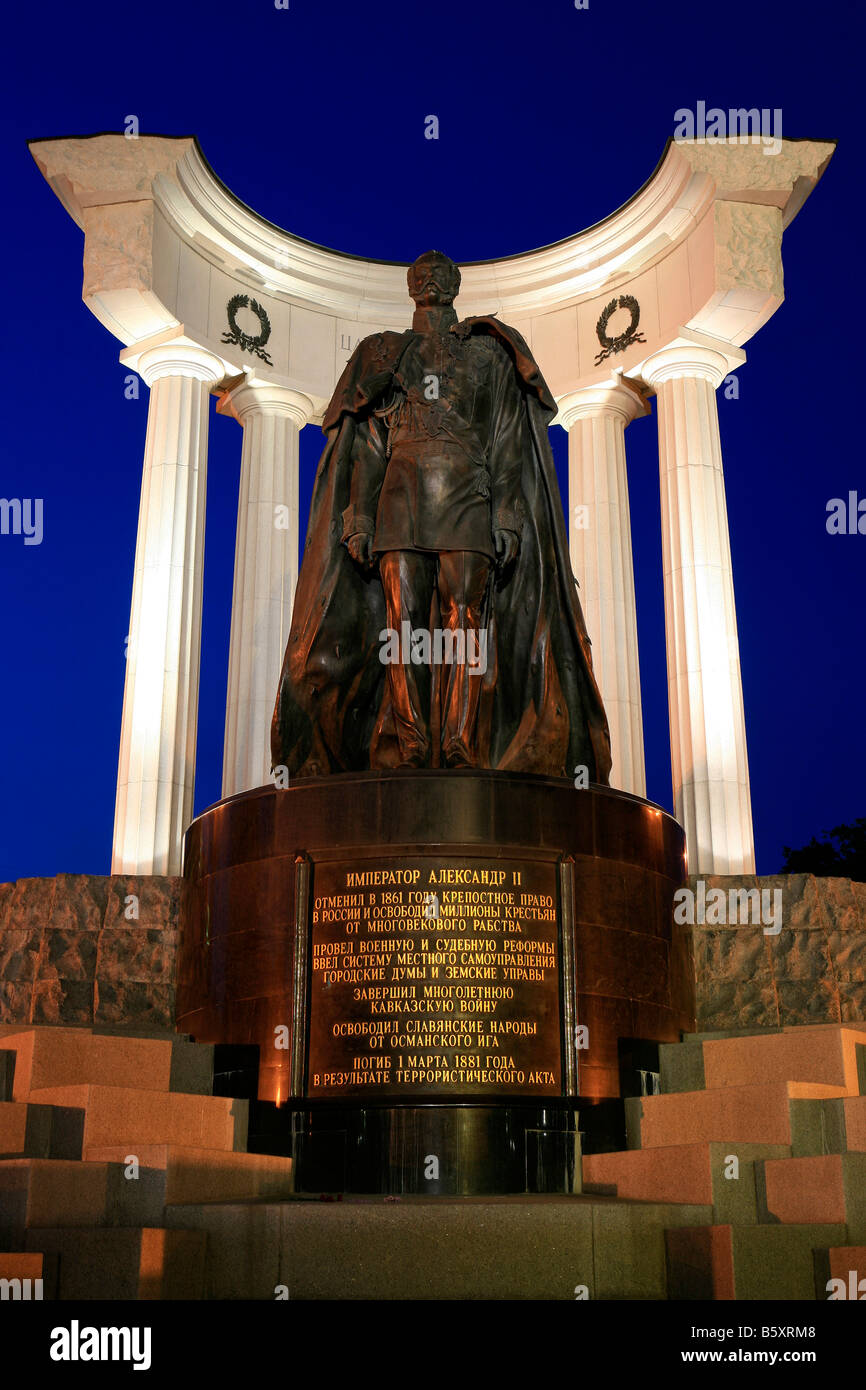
178,771,693,1194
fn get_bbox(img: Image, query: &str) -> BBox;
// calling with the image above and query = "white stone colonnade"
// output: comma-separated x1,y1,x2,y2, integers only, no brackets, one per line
559,380,649,799
217,380,314,799
30,133,834,875
112,340,222,875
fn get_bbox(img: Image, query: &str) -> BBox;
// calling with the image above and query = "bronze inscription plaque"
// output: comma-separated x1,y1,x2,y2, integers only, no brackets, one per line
306,854,562,1098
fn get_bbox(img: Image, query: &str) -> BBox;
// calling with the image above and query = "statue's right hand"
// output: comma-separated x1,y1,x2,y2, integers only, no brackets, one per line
346,532,374,568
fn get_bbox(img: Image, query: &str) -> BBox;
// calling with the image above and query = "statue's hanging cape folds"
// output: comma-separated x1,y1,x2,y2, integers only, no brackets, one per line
271,317,612,783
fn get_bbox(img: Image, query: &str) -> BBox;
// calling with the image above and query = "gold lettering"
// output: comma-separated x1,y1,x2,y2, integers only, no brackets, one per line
308,858,560,1096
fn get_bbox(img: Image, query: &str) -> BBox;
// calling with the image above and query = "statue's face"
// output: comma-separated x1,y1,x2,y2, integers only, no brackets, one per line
408,252,460,307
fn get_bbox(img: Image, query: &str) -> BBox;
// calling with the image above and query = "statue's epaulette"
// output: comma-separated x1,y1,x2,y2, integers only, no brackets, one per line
363,329,408,363
455,316,556,413
321,330,412,432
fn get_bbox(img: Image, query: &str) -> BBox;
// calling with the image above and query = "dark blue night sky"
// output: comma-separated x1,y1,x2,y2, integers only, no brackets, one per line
0,0,861,880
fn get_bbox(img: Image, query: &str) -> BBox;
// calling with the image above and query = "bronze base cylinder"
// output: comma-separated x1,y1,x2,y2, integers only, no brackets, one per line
178,770,693,1194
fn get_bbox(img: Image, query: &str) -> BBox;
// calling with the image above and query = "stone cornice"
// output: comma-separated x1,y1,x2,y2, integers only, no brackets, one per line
30,133,834,320
28,132,835,404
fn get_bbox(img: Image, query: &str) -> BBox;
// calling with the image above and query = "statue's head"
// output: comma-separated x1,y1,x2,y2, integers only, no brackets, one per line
407,251,461,308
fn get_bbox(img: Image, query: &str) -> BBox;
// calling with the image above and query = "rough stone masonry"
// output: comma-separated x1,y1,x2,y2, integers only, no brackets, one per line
0,871,863,1034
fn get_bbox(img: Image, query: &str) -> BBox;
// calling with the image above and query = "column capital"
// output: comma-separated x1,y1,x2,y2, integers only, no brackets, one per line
120,329,229,387
641,332,746,390
217,376,315,430
557,377,650,431
135,342,225,388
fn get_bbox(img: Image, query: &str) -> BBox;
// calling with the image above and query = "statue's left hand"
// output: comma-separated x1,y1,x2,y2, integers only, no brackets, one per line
346,532,375,569
493,528,519,569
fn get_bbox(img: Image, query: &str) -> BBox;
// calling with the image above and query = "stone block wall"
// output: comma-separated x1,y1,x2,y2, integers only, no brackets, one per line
0,875,181,1029
690,874,866,1030
0,871,863,1037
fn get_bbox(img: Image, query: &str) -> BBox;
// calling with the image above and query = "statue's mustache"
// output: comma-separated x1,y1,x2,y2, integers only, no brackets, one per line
415,277,451,295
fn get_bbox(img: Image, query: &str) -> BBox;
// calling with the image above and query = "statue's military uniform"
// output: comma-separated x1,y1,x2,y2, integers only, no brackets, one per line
337,323,527,769
339,327,526,557
271,254,612,785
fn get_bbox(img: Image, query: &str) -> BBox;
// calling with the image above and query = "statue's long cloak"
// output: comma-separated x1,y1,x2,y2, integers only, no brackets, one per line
271,316,612,783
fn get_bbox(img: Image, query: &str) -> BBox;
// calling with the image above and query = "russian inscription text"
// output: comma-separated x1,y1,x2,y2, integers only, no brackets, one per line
306,855,562,1098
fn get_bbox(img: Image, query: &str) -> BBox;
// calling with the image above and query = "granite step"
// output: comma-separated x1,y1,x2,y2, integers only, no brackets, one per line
24,1226,206,1300
661,1025,866,1095
813,1245,866,1300
0,1051,13,1103
843,1096,866,1149
0,1027,213,1100
0,1157,167,1246
760,1153,866,1239
0,1249,57,1299
25,1084,248,1154
0,1102,55,1159
163,1195,714,1301
626,1082,848,1152
83,1144,293,1205
583,1141,789,1223
666,1222,848,1300
0,1146,293,1253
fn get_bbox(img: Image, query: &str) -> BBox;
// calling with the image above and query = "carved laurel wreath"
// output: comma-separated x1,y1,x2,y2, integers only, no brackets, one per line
222,294,273,365
594,294,646,365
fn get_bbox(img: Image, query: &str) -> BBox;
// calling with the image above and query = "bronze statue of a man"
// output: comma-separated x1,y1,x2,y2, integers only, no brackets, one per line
272,251,611,783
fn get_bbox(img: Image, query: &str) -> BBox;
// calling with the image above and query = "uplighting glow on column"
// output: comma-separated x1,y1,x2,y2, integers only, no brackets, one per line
112,341,224,876
560,379,648,797
643,341,755,875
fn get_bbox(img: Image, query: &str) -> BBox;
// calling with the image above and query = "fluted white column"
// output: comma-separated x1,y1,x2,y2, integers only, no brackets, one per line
642,344,755,873
112,343,223,875
560,380,648,796
219,380,314,796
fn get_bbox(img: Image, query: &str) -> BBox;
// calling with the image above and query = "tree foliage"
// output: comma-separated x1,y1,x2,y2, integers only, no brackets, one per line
780,819,866,883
